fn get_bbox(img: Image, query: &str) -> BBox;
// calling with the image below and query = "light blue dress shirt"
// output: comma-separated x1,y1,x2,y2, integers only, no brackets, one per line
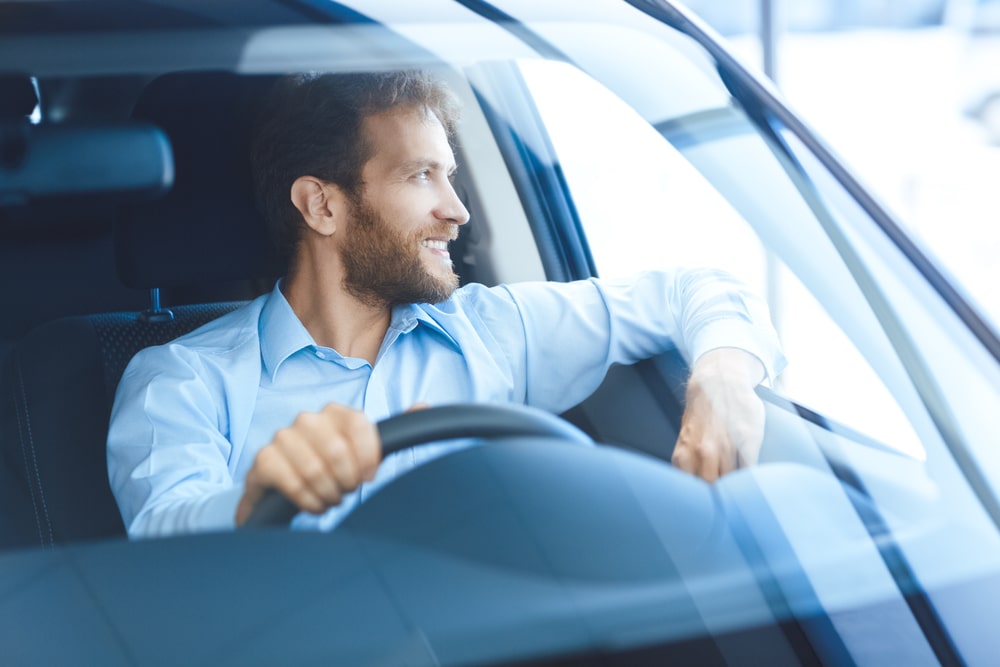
108,270,785,538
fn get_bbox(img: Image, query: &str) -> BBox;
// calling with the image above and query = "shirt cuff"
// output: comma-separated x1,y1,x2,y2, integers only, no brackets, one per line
689,318,787,385
129,483,245,539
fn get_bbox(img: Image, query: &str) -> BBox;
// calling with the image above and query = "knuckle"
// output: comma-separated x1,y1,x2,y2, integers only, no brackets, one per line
340,460,361,487
299,458,328,485
283,478,306,500
344,411,372,437
324,488,343,507
293,411,321,430
321,442,351,475
323,435,346,458
270,428,291,447
321,403,348,418
254,444,280,470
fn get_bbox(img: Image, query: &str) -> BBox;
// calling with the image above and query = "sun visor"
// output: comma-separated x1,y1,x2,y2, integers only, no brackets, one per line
0,122,173,206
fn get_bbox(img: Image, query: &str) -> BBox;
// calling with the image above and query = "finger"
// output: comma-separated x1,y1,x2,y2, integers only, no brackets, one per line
323,406,382,483
272,424,344,509
716,435,738,477
293,411,363,497
235,478,265,526
318,434,362,492
695,440,722,484
252,438,327,514
671,431,696,474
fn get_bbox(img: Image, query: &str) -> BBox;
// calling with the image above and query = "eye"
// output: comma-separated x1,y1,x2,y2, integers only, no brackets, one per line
414,169,431,182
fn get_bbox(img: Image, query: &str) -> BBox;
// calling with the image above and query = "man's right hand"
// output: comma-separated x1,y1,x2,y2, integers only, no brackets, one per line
235,403,381,525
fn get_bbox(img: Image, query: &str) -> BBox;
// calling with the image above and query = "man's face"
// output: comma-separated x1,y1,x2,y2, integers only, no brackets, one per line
339,105,469,308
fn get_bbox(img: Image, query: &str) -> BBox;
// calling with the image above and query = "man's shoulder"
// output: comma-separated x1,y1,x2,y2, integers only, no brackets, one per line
126,295,266,375
171,297,265,352
420,279,611,322
418,282,517,318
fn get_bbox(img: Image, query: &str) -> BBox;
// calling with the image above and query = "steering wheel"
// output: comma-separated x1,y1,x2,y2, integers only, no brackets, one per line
242,403,593,527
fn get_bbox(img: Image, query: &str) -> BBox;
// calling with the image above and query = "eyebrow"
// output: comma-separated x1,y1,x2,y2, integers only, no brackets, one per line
397,159,458,177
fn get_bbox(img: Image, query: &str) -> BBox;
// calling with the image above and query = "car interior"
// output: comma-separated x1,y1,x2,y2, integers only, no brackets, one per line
0,55,689,549
9,5,1000,665
0,51,876,646
0,71,283,547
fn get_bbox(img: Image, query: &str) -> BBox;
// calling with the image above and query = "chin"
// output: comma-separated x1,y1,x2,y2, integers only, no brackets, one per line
430,274,460,302
423,258,455,280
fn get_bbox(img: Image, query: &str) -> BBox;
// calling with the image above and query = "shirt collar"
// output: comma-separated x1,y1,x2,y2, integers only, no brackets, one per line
390,302,460,351
259,280,315,380
259,283,462,379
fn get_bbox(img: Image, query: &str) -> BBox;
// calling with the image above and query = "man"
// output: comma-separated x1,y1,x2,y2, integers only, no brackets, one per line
108,71,785,538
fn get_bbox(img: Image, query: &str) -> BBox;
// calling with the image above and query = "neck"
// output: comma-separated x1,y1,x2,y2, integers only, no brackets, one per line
282,256,391,366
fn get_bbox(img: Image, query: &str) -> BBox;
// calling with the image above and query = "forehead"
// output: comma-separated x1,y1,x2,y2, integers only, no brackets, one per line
360,105,455,175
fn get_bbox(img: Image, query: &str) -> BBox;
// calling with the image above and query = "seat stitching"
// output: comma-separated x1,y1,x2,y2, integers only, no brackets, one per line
15,361,53,546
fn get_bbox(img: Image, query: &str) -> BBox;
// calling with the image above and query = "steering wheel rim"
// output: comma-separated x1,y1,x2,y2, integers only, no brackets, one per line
243,403,592,527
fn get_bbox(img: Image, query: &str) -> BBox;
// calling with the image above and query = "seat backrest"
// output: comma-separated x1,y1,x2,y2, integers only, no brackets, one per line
0,304,245,548
0,72,280,548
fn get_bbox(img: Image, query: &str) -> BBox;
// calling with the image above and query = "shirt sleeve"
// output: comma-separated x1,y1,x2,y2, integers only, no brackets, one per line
497,268,786,413
107,343,244,538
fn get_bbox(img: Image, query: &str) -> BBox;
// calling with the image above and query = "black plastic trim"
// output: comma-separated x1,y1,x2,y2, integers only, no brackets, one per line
471,63,597,281
450,0,572,62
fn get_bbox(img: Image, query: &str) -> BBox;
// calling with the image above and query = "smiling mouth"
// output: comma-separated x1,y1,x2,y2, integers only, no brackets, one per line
420,239,450,252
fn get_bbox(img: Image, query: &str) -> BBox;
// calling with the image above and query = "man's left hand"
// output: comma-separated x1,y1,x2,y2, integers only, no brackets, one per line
671,347,766,482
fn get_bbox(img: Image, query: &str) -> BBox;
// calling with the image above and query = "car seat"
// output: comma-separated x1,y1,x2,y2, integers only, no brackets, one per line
0,72,282,548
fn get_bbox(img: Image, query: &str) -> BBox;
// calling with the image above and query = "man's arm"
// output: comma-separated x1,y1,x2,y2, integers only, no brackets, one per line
108,344,246,537
110,340,385,533
671,347,767,481
492,269,784,405
488,268,785,482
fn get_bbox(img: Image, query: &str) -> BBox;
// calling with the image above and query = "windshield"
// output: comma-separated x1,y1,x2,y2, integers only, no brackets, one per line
4,1,1000,665
496,7,1000,662
407,3,1000,660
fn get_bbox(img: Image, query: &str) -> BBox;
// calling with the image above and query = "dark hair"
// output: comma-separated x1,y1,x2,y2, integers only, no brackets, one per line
250,70,461,267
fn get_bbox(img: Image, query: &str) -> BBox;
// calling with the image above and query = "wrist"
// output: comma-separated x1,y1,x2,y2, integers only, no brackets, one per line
690,347,765,390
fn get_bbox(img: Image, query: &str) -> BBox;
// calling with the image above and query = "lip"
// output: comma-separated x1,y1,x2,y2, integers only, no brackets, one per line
420,237,451,258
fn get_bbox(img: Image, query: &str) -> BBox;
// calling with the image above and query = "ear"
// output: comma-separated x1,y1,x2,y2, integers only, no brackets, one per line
290,176,347,237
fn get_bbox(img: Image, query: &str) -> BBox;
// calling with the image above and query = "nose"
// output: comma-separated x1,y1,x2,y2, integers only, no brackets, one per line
435,180,470,226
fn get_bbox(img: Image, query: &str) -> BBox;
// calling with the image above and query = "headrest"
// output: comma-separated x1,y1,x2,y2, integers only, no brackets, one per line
115,72,284,290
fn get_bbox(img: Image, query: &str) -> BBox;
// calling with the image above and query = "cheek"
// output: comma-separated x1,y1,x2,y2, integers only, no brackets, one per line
396,185,439,215
368,185,436,235
391,204,433,236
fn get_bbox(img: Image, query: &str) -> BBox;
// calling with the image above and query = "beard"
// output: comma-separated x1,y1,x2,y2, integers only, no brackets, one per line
340,198,460,309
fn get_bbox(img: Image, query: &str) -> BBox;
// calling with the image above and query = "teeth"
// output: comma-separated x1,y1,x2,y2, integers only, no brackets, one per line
421,239,449,251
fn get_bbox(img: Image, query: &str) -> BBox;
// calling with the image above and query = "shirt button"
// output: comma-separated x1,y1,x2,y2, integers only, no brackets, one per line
315,350,326,359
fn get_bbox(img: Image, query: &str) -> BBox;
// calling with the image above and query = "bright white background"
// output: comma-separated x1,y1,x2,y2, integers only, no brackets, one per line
728,25,1000,332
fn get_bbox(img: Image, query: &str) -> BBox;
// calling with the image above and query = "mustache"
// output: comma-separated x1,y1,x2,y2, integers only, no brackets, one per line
415,223,460,242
